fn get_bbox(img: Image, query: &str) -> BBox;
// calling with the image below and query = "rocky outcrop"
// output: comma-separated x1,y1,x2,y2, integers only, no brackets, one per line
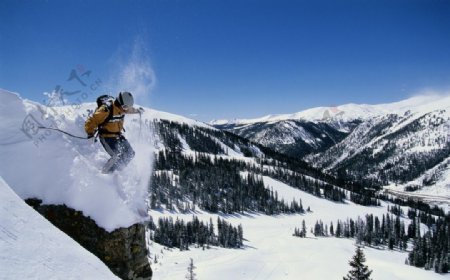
26,199,152,280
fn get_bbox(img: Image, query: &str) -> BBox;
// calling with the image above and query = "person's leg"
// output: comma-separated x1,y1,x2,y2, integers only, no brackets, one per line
116,136,135,170
99,137,121,173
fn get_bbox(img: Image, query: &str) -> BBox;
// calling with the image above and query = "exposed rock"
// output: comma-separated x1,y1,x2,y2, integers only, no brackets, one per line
26,198,152,280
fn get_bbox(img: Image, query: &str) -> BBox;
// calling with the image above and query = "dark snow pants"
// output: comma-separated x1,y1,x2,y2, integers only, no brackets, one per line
99,135,135,173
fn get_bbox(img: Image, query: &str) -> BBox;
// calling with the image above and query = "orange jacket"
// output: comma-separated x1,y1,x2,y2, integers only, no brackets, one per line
85,102,134,138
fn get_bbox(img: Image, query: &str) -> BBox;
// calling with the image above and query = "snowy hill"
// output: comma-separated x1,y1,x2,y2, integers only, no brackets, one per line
0,88,210,231
212,94,450,155
212,93,450,124
307,109,450,195
214,118,355,157
213,94,450,200
0,89,154,231
0,176,119,279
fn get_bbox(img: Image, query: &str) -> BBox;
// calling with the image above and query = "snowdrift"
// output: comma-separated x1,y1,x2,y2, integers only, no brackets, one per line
0,176,119,279
0,89,156,231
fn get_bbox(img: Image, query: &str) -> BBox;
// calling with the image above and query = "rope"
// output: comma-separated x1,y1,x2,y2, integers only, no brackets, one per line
37,126,90,140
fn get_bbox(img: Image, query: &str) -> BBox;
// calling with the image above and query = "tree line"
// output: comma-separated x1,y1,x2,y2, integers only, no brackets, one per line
294,209,449,274
153,119,382,208
149,216,243,250
408,215,449,273
151,156,308,215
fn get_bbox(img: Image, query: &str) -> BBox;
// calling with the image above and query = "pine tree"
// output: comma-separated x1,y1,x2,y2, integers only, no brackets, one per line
186,258,197,280
301,220,307,237
343,246,373,280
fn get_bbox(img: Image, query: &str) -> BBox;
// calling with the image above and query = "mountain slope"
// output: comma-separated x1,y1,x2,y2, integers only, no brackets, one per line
213,94,450,198
0,89,153,231
0,176,119,279
307,109,450,193
214,119,356,157
212,94,450,124
150,178,448,280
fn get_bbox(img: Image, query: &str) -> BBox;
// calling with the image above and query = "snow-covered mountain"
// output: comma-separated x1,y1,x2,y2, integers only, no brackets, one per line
213,94,450,198
0,176,119,279
214,118,357,157
212,94,450,124
1,89,448,279
307,109,450,193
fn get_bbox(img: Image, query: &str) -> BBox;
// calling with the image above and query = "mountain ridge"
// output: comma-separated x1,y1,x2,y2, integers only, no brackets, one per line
211,93,450,125
211,93,450,201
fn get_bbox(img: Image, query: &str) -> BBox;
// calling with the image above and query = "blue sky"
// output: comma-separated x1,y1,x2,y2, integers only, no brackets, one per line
1,0,449,121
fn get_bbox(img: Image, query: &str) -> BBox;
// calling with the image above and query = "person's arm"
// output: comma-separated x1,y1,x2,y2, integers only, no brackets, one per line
84,106,109,136
124,106,144,114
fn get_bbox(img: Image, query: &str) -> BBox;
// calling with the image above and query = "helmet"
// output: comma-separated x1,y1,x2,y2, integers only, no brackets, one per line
117,91,134,108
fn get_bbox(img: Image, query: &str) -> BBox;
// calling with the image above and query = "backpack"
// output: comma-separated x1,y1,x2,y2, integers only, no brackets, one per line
96,94,115,108
95,95,116,133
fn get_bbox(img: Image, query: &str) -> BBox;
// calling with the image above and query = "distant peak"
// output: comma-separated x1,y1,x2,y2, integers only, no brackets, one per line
211,94,450,126
209,119,230,126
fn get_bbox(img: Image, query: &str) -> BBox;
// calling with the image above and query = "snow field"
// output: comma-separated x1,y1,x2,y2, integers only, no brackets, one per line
149,177,444,280
0,176,119,279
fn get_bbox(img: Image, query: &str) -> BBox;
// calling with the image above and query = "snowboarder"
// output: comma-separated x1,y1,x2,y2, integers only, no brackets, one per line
85,91,143,174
